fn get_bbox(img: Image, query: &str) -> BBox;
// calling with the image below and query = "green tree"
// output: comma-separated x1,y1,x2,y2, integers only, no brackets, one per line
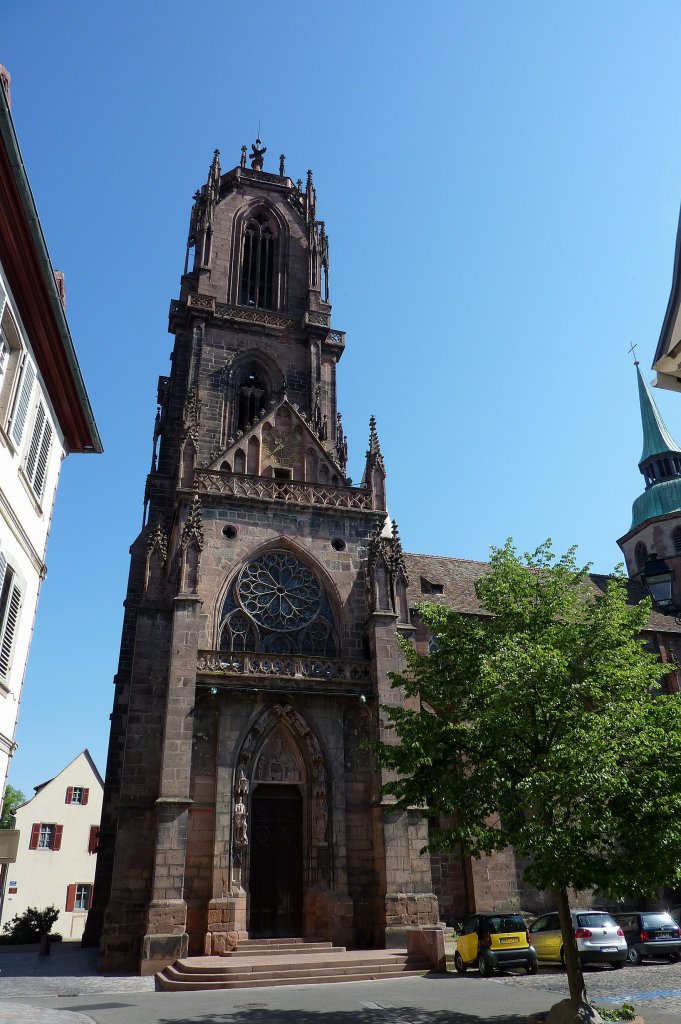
2,905,59,942
0,785,25,829
373,540,681,1012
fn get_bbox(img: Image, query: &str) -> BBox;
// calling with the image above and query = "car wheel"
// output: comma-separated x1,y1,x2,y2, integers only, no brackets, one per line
612,960,626,970
454,952,467,974
627,947,642,965
670,952,680,964
525,960,538,975
478,953,493,977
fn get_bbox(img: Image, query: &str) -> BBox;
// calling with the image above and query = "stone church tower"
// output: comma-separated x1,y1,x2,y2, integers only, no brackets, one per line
618,360,681,598
86,141,439,973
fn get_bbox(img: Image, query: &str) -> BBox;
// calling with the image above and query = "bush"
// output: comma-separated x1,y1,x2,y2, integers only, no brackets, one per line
595,1005,637,1022
2,905,59,943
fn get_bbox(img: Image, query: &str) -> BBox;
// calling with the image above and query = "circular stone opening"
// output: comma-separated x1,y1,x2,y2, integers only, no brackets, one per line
331,538,346,552
223,525,238,539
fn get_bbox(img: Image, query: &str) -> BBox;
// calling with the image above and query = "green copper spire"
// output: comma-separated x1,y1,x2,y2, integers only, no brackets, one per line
637,362,681,465
629,361,681,531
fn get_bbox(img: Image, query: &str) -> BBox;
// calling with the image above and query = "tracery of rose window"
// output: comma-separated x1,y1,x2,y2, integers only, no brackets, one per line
219,552,337,656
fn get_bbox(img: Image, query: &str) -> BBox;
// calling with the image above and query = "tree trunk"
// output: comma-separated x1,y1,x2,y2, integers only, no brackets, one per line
557,886,587,1005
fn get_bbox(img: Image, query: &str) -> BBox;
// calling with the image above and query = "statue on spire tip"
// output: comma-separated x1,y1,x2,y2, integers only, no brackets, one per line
250,136,267,171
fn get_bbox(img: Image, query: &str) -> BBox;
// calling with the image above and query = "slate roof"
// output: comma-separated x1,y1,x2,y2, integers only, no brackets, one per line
403,551,681,635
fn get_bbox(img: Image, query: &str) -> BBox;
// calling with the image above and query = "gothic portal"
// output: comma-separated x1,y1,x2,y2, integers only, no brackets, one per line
86,142,441,973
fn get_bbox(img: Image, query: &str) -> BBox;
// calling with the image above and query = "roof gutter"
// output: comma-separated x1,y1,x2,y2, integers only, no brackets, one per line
0,86,102,453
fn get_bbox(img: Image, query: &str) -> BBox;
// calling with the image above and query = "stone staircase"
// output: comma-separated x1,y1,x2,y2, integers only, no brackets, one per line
156,938,432,991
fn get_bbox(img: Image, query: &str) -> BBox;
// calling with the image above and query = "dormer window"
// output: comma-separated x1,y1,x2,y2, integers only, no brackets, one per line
240,213,277,310
420,578,444,595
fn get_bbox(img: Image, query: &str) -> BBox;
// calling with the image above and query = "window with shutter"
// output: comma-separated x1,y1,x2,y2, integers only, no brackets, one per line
53,824,63,851
65,787,73,804
82,788,89,806
9,360,35,448
88,825,99,853
0,330,9,386
0,560,21,683
65,883,76,912
24,401,53,500
29,823,40,849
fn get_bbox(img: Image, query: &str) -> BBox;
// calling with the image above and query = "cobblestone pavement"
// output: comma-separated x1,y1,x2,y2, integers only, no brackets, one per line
491,959,681,1017
0,946,153,999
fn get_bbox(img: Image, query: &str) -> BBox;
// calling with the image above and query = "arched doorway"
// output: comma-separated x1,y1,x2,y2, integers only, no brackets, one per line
250,784,303,937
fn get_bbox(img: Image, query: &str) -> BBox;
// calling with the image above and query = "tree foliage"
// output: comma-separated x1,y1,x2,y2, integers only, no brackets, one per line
0,785,25,829
374,539,681,897
2,905,59,943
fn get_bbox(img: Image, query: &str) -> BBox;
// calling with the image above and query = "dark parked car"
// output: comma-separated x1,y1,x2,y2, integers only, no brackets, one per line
614,911,681,965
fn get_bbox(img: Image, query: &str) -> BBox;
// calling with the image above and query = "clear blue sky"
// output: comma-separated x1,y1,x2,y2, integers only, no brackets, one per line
4,0,681,795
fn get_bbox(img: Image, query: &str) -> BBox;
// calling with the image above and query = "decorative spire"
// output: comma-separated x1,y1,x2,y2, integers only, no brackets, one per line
181,494,204,551
366,415,383,461
336,412,348,473
279,153,286,176
391,519,408,579
209,148,220,186
240,145,247,169
249,136,267,170
636,362,681,466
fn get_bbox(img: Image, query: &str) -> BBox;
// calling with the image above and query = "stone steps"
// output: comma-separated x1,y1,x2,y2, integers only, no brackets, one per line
156,945,432,991
226,941,343,957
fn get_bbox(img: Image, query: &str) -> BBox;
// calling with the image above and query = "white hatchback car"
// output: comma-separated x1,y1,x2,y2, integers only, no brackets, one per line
529,909,627,968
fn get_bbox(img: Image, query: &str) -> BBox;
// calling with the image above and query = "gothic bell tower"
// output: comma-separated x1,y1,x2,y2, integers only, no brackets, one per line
86,141,439,973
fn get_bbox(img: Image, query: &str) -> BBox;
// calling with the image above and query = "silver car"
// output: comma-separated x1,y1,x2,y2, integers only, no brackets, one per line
529,909,627,968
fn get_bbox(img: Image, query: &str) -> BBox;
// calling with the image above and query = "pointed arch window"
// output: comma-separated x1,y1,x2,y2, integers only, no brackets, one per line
240,212,277,310
237,369,269,433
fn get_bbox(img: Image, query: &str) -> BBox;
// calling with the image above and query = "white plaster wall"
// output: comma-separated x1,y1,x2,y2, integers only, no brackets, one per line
0,265,66,798
0,751,103,939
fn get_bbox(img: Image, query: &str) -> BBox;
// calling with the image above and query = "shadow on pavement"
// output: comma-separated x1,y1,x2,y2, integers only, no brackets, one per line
0,946,99,977
155,1007,536,1024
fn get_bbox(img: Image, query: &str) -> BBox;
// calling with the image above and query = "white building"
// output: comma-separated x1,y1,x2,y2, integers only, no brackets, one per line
0,750,103,939
0,68,102,797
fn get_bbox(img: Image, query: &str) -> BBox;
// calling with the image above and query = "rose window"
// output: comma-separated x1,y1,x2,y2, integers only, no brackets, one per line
237,553,322,631
220,551,336,656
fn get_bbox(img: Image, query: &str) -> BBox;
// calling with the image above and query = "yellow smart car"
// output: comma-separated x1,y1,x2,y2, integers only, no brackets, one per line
454,912,538,976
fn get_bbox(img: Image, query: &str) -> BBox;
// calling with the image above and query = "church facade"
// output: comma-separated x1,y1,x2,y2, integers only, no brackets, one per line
86,141,443,974
86,142,681,975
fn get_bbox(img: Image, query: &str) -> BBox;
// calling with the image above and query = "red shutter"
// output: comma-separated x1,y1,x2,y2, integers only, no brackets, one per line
29,823,40,849
88,825,99,853
65,884,76,912
52,824,63,851
88,885,94,909
82,788,89,806
65,787,73,804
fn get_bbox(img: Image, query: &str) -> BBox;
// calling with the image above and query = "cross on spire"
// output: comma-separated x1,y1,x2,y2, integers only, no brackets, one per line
628,342,639,367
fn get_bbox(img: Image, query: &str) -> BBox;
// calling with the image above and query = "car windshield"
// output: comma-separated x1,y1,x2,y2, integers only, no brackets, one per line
642,914,677,930
576,913,616,928
487,916,525,934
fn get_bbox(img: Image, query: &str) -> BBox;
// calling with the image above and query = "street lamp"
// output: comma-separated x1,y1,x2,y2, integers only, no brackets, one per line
640,552,675,611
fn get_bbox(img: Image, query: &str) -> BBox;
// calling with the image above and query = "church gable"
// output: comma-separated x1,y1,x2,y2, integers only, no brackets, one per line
206,397,346,485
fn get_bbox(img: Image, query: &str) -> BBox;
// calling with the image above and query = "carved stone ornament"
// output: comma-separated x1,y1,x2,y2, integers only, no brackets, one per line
181,494,204,551
368,517,409,614
233,796,248,848
314,794,328,845
146,521,168,563
181,387,201,446
255,725,303,783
